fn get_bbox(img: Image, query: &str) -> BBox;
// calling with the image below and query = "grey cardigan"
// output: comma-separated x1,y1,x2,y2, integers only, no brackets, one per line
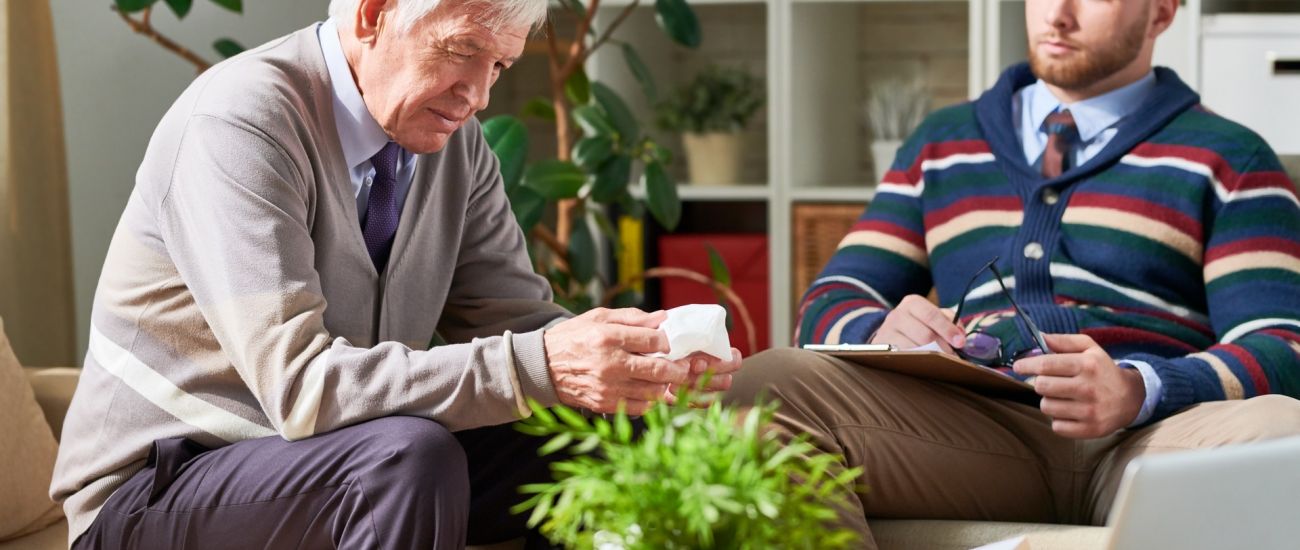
51,24,569,541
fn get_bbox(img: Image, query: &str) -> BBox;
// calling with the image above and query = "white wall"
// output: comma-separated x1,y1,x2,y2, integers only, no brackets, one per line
51,0,329,355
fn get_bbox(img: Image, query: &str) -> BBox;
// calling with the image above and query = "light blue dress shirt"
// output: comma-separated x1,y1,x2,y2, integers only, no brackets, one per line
317,19,417,220
1012,73,1164,427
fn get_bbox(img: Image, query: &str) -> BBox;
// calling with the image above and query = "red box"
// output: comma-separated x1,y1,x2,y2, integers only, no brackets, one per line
657,234,770,357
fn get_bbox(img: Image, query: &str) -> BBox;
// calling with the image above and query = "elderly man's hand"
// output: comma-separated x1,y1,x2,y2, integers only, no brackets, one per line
543,308,706,415
1013,333,1145,439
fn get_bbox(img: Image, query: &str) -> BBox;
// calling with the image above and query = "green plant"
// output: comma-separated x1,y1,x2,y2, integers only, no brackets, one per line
513,393,864,549
483,0,711,317
655,65,764,134
110,0,247,73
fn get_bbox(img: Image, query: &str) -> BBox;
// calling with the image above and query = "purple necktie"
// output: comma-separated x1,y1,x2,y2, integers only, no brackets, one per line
362,141,404,271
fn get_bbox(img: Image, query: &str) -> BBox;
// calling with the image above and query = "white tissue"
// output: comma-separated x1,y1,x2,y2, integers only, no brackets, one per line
654,304,732,361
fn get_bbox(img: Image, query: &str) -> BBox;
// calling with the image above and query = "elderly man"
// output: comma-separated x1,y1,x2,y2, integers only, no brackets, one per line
52,0,740,548
726,0,1300,547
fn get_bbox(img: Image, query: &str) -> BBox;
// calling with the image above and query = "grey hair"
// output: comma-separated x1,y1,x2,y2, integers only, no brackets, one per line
327,0,549,35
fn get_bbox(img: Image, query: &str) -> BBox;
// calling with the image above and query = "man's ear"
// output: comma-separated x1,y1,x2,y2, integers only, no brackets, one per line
1149,0,1178,39
355,0,390,45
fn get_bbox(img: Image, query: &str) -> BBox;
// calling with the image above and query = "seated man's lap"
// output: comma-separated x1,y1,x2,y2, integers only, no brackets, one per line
729,348,1300,527
74,416,560,549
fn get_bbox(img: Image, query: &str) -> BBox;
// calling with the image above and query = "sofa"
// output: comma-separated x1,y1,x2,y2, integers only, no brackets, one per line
4,367,1108,550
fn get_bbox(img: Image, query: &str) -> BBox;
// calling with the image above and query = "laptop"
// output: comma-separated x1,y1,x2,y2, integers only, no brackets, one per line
1105,435,1300,550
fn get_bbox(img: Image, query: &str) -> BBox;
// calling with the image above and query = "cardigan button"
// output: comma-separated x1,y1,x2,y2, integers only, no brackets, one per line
1042,188,1060,205
1023,242,1045,260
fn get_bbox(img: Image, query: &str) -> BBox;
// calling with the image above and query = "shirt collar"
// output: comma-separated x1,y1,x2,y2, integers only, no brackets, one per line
1026,70,1157,143
318,18,390,172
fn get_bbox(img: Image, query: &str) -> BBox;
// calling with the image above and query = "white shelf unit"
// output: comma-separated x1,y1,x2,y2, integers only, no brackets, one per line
501,0,1230,349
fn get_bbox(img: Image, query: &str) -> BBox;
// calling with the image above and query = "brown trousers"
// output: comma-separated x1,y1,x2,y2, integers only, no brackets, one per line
722,348,1300,549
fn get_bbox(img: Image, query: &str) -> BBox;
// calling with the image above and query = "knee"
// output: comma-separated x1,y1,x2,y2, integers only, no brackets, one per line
725,347,831,406
355,416,467,484
1237,395,1300,439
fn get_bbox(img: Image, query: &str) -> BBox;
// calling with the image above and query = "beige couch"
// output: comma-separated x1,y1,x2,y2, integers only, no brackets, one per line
6,367,1108,550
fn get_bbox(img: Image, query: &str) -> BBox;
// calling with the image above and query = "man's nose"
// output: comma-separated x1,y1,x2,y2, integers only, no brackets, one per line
1043,0,1076,31
455,67,493,113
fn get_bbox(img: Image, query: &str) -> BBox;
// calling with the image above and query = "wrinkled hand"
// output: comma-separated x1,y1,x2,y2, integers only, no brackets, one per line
1013,333,1145,439
667,347,744,401
870,294,966,353
544,308,713,415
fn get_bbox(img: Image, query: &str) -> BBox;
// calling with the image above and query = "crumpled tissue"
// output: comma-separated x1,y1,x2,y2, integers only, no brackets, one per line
653,303,732,361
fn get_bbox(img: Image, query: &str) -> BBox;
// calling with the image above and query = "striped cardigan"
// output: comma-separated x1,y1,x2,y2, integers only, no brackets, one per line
798,64,1300,422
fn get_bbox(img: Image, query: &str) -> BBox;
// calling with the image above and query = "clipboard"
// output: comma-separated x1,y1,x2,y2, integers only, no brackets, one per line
817,348,1038,402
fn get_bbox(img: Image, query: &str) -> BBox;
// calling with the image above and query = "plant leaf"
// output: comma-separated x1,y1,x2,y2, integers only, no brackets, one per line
209,0,242,13
213,38,245,59
706,244,732,287
621,43,657,103
654,0,701,48
482,115,529,191
115,0,158,13
572,136,614,171
572,105,615,138
559,0,586,18
642,161,680,230
589,154,632,203
163,0,192,18
507,186,545,232
567,215,597,284
565,66,591,106
520,97,556,121
524,160,585,200
591,82,640,145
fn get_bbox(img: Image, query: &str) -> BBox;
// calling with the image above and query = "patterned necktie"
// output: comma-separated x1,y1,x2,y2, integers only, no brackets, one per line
1041,109,1078,179
362,141,404,271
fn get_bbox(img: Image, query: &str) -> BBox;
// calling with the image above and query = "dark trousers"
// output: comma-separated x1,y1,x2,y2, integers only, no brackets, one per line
73,416,562,549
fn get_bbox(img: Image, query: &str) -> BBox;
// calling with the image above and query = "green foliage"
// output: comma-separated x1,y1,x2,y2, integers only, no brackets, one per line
654,0,702,49
656,65,765,134
478,0,712,313
514,394,864,549
212,38,245,59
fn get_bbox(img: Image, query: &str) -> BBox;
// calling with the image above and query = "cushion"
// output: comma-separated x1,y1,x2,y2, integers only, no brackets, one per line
0,315,63,540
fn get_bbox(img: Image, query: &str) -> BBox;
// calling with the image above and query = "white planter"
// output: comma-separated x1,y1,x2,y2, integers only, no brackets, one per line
870,139,903,184
682,131,745,186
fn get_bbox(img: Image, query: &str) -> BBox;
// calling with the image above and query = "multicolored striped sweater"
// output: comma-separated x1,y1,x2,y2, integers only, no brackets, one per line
798,64,1300,422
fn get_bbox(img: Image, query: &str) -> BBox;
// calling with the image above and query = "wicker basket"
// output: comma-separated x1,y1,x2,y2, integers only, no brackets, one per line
791,202,868,308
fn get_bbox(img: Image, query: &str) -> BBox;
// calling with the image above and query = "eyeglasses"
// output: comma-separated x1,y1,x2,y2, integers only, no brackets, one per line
951,258,1051,369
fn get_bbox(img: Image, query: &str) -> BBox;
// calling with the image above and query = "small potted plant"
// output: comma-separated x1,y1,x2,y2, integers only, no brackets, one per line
656,65,765,186
513,390,863,549
864,76,930,184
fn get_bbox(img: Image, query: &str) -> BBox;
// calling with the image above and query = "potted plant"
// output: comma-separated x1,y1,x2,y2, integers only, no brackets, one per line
655,65,764,186
864,75,929,184
513,392,863,549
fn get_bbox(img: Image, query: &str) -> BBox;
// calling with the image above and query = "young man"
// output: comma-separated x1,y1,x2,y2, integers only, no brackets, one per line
725,0,1300,546
53,0,741,547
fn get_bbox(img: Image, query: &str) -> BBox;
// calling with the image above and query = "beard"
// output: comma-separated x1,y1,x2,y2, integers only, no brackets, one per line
1028,16,1147,90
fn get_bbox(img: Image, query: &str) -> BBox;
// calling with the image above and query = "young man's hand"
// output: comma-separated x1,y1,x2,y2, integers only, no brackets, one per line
1013,333,1145,439
869,294,966,353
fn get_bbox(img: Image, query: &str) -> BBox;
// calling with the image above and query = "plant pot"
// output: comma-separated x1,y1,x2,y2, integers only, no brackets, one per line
682,131,745,186
870,139,903,184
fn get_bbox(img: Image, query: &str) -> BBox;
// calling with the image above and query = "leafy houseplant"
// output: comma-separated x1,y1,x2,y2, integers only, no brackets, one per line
655,65,764,185
514,394,863,549
109,0,248,72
